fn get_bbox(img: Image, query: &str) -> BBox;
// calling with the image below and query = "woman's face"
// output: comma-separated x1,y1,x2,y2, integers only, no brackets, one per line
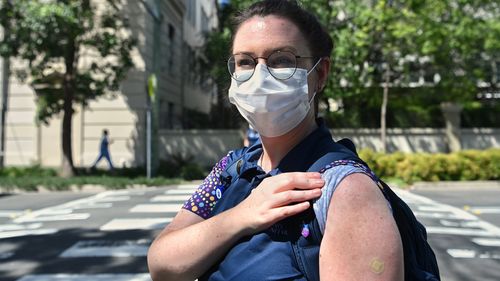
232,15,321,99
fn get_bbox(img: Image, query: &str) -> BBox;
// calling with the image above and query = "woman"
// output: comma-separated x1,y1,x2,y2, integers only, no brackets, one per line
148,1,404,280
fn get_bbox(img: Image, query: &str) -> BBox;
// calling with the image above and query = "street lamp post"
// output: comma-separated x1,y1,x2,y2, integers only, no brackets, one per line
141,0,162,178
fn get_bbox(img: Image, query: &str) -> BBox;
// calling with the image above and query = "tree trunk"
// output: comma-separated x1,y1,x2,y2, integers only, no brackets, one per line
60,40,77,178
380,66,389,153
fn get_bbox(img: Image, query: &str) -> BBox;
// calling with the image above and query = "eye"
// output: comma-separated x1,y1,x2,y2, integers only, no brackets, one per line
237,58,254,67
268,52,296,68
234,54,255,70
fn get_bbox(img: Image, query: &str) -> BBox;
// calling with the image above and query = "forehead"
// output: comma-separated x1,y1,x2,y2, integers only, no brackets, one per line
232,15,309,55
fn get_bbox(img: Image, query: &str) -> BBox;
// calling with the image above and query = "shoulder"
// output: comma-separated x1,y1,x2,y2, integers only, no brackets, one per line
313,160,382,234
323,161,387,217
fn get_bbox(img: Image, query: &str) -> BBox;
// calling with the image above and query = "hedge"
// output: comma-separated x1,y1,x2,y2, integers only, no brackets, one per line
359,148,500,184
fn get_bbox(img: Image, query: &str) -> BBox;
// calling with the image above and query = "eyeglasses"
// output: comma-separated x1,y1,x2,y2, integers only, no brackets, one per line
227,51,315,82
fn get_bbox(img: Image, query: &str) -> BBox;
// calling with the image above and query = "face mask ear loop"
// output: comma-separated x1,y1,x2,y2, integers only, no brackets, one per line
307,58,322,105
308,91,317,105
307,57,323,76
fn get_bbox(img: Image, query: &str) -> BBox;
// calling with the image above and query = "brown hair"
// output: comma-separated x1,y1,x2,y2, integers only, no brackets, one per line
231,0,333,59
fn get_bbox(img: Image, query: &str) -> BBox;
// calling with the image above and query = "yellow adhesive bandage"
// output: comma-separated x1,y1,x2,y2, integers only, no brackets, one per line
370,258,385,274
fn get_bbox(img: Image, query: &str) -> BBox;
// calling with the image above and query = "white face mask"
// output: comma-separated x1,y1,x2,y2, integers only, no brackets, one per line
229,60,321,137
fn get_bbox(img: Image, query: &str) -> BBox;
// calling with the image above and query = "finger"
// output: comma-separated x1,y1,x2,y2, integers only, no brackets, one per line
268,201,311,222
269,188,322,207
271,173,324,193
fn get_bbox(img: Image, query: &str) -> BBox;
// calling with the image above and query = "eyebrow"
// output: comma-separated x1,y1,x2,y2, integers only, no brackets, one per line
233,46,299,56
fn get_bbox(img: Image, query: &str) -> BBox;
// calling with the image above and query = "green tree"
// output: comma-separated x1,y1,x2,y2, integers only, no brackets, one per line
415,0,500,101
0,0,135,177
325,0,499,117
324,1,422,151
207,0,498,133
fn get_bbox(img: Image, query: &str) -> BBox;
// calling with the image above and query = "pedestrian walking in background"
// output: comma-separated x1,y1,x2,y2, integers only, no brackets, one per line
91,129,114,170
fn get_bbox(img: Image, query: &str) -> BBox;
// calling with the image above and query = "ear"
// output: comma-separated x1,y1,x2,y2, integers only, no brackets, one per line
316,57,331,92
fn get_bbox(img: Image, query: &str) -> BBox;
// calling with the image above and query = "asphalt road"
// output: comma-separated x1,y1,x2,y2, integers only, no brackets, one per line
0,183,499,281
0,185,197,281
406,184,500,281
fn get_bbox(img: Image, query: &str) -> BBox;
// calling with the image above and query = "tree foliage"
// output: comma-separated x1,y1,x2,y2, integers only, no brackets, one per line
207,0,499,128
0,0,136,176
0,0,135,123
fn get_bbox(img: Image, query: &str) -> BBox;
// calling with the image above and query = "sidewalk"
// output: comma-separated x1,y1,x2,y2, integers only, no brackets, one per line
410,180,500,190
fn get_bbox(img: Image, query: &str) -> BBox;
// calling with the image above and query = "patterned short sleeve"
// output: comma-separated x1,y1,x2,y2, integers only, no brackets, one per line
182,154,230,219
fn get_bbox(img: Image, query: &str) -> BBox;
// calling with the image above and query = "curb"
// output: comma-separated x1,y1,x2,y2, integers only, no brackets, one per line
410,180,500,190
0,184,142,194
0,180,203,194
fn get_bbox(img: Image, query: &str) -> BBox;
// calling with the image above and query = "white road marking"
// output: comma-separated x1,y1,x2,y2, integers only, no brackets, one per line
11,193,114,223
0,223,42,231
71,203,113,209
447,249,476,258
395,188,500,261
439,220,486,228
472,238,500,247
100,218,171,231
469,207,500,214
14,213,91,223
426,227,498,237
16,273,152,281
95,196,131,202
393,189,436,204
0,210,24,217
60,240,150,258
176,184,200,189
417,205,452,212
446,249,500,260
98,190,146,197
150,195,190,202
129,204,182,213
164,189,194,195
478,253,500,259
413,211,475,220
9,189,141,223
0,228,58,239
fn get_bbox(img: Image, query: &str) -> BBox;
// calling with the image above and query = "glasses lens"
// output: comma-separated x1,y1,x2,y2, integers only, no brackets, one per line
267,51,297,80
228,54,255,81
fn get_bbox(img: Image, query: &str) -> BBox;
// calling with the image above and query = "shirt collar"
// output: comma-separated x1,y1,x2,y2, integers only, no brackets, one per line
239,118,334,176
274,118,333,174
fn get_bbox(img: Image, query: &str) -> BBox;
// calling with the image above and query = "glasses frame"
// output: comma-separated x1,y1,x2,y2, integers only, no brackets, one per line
227,50,316,82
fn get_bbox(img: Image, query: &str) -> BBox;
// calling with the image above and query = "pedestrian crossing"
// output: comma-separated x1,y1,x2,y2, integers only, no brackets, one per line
0,184,199,281
395,189,500,260
2,185,499,280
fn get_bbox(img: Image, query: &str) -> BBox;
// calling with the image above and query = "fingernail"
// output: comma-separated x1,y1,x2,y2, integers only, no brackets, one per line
313,179,325,185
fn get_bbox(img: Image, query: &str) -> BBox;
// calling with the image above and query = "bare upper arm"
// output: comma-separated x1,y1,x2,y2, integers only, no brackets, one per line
319,173,404,281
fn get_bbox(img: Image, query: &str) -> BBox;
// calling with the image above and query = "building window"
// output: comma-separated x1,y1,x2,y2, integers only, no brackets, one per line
168,102,174,129
168,24,175,74
201,9,209,33
159,100,175,129
163,23,175,74
187,0,197,27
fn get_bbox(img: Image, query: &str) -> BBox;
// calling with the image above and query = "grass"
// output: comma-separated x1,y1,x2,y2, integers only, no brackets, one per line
0,165,188,192
0,175,185,192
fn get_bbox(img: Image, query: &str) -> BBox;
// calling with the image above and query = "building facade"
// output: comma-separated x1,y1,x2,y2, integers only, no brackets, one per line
0,0,219,168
